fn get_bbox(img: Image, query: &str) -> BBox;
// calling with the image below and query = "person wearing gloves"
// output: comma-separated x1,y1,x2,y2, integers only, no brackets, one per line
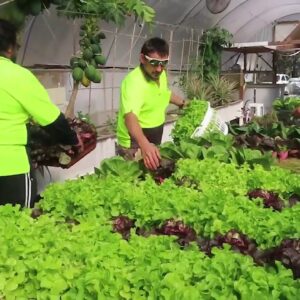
116,37,185,170
0,19,79,207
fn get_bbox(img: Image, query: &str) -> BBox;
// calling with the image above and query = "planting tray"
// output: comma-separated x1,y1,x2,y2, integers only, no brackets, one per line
28,118,98,170
61,140,97,169
44,139,97,169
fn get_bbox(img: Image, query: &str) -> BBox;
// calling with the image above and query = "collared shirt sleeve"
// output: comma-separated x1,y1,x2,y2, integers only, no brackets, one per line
13,67,60,126
120,76,144,117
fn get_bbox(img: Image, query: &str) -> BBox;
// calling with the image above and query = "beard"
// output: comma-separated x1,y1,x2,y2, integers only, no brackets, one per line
150,71,162,80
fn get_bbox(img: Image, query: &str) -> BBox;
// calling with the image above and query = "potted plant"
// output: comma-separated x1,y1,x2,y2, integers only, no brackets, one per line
208,75,238,108
278,145,289,160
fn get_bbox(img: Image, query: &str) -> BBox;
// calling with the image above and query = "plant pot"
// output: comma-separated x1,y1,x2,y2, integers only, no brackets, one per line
278,151,289,161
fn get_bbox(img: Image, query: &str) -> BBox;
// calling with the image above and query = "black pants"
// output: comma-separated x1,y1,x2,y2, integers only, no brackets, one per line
0,171,37,208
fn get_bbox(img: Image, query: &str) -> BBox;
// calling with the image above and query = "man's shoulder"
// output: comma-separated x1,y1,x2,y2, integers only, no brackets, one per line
123,66,144,82
0,58,37,88
2,59,34,78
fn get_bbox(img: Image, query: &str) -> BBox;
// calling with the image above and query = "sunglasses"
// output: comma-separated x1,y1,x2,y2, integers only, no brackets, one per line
144,54,169,67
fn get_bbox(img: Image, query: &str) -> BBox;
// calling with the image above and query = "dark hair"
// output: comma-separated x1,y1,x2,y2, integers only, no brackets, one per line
141,37,169,56
0,19,17,53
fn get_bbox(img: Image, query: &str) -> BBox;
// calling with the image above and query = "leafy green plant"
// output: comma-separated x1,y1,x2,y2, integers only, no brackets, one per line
273,97,300,112
181,73,213,100
198,26,233,81
229,121,300,156
252,112,279,127
95,156,142,179
208,75,237,107
39,156,300,250
180,70,237,108
55,0,155,25
171,99,208,143
160,140,202,160
1,152,297,297
273,97,300,126
161,131,275,170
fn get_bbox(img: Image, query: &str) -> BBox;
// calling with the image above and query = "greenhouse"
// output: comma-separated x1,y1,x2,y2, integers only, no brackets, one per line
0,0,300,298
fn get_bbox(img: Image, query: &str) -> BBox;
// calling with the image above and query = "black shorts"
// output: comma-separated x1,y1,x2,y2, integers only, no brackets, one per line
130,123,164,148
0,171,37,208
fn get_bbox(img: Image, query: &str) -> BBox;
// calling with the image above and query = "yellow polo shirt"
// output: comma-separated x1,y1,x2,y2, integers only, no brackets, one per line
0,57,60,176
117,67,171,148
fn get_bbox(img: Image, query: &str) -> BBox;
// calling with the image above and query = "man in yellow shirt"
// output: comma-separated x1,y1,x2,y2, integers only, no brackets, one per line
0,19,78,207
117,37,185,170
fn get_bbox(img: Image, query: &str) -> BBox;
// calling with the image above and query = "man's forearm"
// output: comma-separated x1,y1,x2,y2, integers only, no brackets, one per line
170,92,185,108
125,112,149,147
124,112,161,170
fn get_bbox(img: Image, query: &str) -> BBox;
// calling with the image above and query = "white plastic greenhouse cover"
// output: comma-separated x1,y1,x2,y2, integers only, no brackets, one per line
10,0,300,67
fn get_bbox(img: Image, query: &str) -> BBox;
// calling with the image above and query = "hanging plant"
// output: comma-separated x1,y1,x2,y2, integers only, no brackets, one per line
199,26,233,81
178,26,234,107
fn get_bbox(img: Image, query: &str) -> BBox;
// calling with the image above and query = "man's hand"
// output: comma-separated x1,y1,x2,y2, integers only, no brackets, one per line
140,141,161,170
170,92,187,109
125,112,161,169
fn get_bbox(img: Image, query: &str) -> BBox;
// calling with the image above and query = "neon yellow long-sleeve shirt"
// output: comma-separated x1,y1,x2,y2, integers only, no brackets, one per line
0,57,60,175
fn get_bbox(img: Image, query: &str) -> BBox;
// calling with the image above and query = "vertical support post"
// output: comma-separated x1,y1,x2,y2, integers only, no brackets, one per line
128,22,137,70
272,51,277,84
179,39,185,76
186,28,193,73
195,34,200,62
111,27,118,114
169,29,174,71
240,52,247,100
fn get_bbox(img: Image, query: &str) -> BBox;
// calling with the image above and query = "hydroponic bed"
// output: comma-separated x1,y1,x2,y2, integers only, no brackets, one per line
1,100,300,299
1,153,300,299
